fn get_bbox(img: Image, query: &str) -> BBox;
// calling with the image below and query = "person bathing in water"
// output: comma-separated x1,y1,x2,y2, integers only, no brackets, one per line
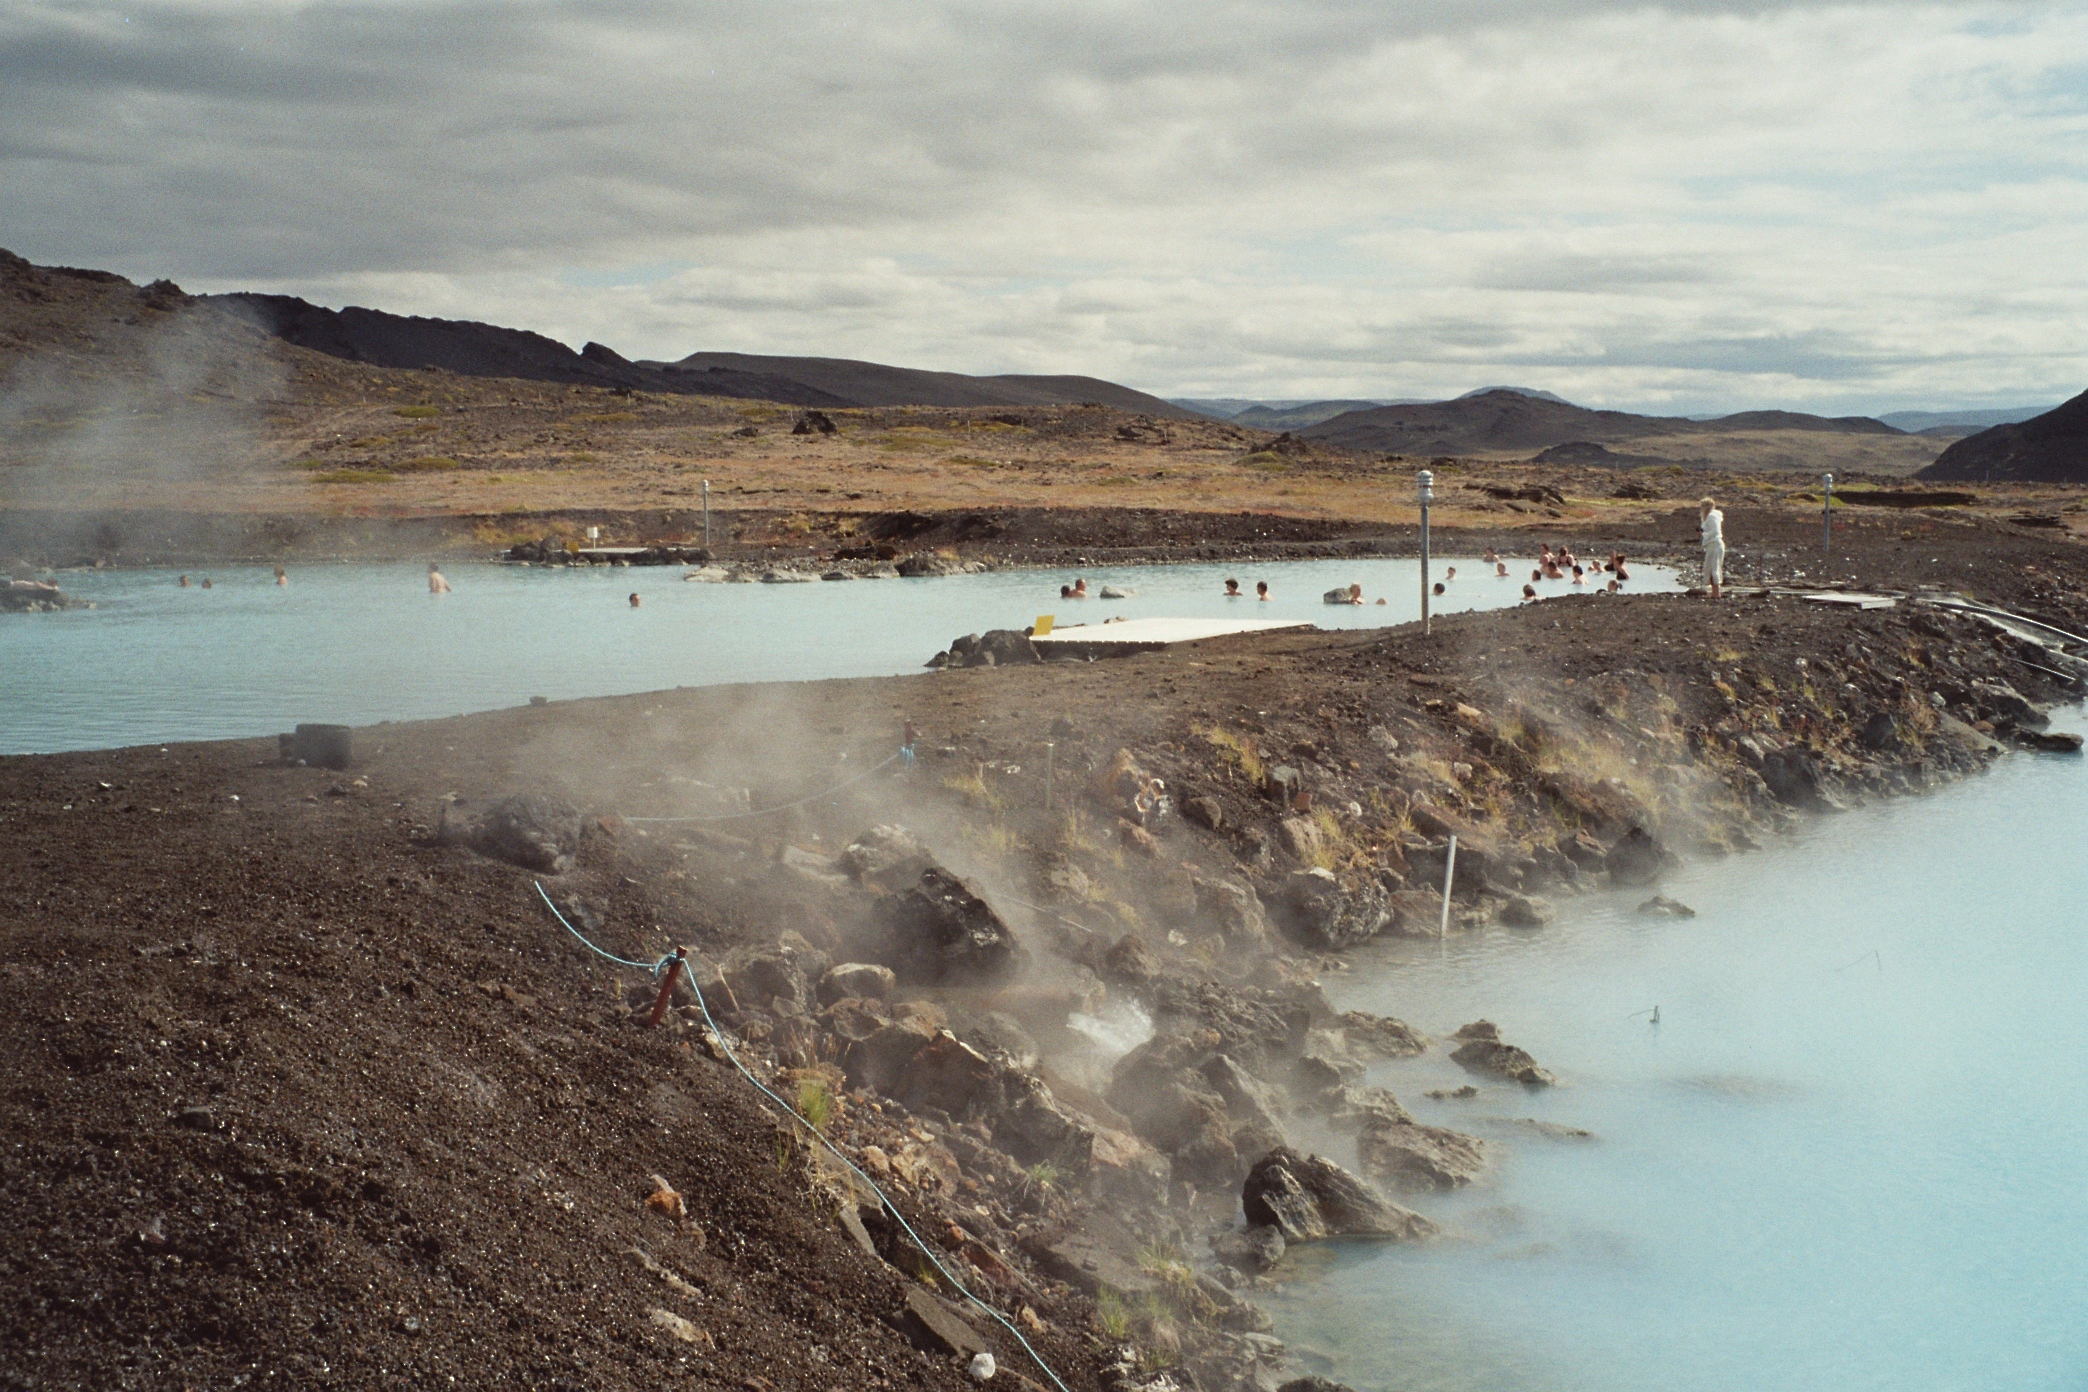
428,564,451,594
1224,577,1241,596
1496,561,1510,577
1256,581,1270,601
1699,497,1725,599
274,566,288,587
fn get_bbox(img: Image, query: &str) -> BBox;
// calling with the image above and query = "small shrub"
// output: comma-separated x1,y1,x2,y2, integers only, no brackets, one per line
393,456,462,473
393,405,440,418
796,1077,834,1132
1025,1161,1061,1191
1202,727,1265,783
1096,1291,1132,1340
311,469,395,483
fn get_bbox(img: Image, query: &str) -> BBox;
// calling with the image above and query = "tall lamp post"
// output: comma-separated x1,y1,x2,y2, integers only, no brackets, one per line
703,479,712,551
1418,469,1434,635
1822,472,1833,564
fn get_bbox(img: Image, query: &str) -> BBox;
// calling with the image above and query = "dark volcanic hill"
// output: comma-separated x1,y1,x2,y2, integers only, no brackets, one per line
204,293,1195,415
1916,389,2088,483
658,350,1197,417
1300,389,1905,456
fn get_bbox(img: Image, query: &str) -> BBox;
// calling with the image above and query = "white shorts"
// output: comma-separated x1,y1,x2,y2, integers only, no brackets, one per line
1704,542,1725,586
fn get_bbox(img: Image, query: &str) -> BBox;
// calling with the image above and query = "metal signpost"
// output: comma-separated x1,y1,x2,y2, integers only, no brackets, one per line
1822,472,1833,562
1418,470,1434,635
703,480,712,550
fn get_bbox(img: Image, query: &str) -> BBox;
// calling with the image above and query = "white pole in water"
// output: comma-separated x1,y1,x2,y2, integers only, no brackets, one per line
1418,470,1435,635
1439,833,1458,939
1822,472,1833,563
703,480,712,551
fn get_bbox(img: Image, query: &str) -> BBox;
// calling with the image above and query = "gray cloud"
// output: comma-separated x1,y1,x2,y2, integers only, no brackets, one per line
2,0,2084,413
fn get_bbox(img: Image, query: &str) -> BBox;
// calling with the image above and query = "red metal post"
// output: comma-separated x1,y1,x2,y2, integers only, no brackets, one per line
646,952,685,1029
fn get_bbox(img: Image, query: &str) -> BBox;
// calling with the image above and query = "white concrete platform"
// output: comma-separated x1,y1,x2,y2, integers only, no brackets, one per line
1032,617,1311,653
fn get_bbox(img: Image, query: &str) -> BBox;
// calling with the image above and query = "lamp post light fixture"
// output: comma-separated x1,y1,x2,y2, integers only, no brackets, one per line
1418,469,1435,635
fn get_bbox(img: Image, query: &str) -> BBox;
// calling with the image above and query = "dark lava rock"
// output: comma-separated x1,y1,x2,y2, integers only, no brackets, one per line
2015,728,2085,753
436,794,585,874
1449,1020,1557,1087
842,1017,939,1093
1859,711,1902,751
866,866,1021,984
1603,826,1673,885
1183,795,1224,831
791,409,838,435
1278,1379,1359,1392
1356,1117,1486,1192
1241,1146,1436,1243
1280,868,1391,950
1636,895,1697,918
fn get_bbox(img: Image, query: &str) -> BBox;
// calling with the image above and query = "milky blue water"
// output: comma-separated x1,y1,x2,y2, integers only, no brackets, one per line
0,556,1671,754
1268,714,2088,1392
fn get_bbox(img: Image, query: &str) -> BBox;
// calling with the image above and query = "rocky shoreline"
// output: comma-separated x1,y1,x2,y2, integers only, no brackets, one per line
4,505,2086,1392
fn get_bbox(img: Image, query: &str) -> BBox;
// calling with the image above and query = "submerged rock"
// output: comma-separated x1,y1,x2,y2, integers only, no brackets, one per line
1211,1224,1287,1273
1340,1010,1428,1058
1449,1021,1557,1087
1356,1117,1486,1192
1497,893,1555,928
1636,895,1697,919
1240,1146,1436,1243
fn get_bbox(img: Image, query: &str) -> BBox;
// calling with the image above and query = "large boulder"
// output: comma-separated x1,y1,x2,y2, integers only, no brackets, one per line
891,1030,1005,1119
437,794,585,874
1189,871,1271,951
842,1017,939,1093
818,962,897,1004
864,866,1022,984
1280,868,1392,950
1240,1147,1436,1243
1448,1020,1557,1086
1356,1118,1486,1192
1199,1054,1287,1135
839,825,928,885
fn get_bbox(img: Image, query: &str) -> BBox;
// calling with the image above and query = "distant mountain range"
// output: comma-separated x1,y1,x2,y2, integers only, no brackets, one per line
1917,389,2088,483
211,292,1199,417
1296,389,1905,457
1876,406,2057,434
1174,385,1572,430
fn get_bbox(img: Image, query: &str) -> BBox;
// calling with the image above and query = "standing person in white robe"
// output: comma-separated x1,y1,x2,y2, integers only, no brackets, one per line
1699,497,1725,599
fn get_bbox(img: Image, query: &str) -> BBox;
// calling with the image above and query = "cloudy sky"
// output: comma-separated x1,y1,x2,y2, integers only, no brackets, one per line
4,0,2085,413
